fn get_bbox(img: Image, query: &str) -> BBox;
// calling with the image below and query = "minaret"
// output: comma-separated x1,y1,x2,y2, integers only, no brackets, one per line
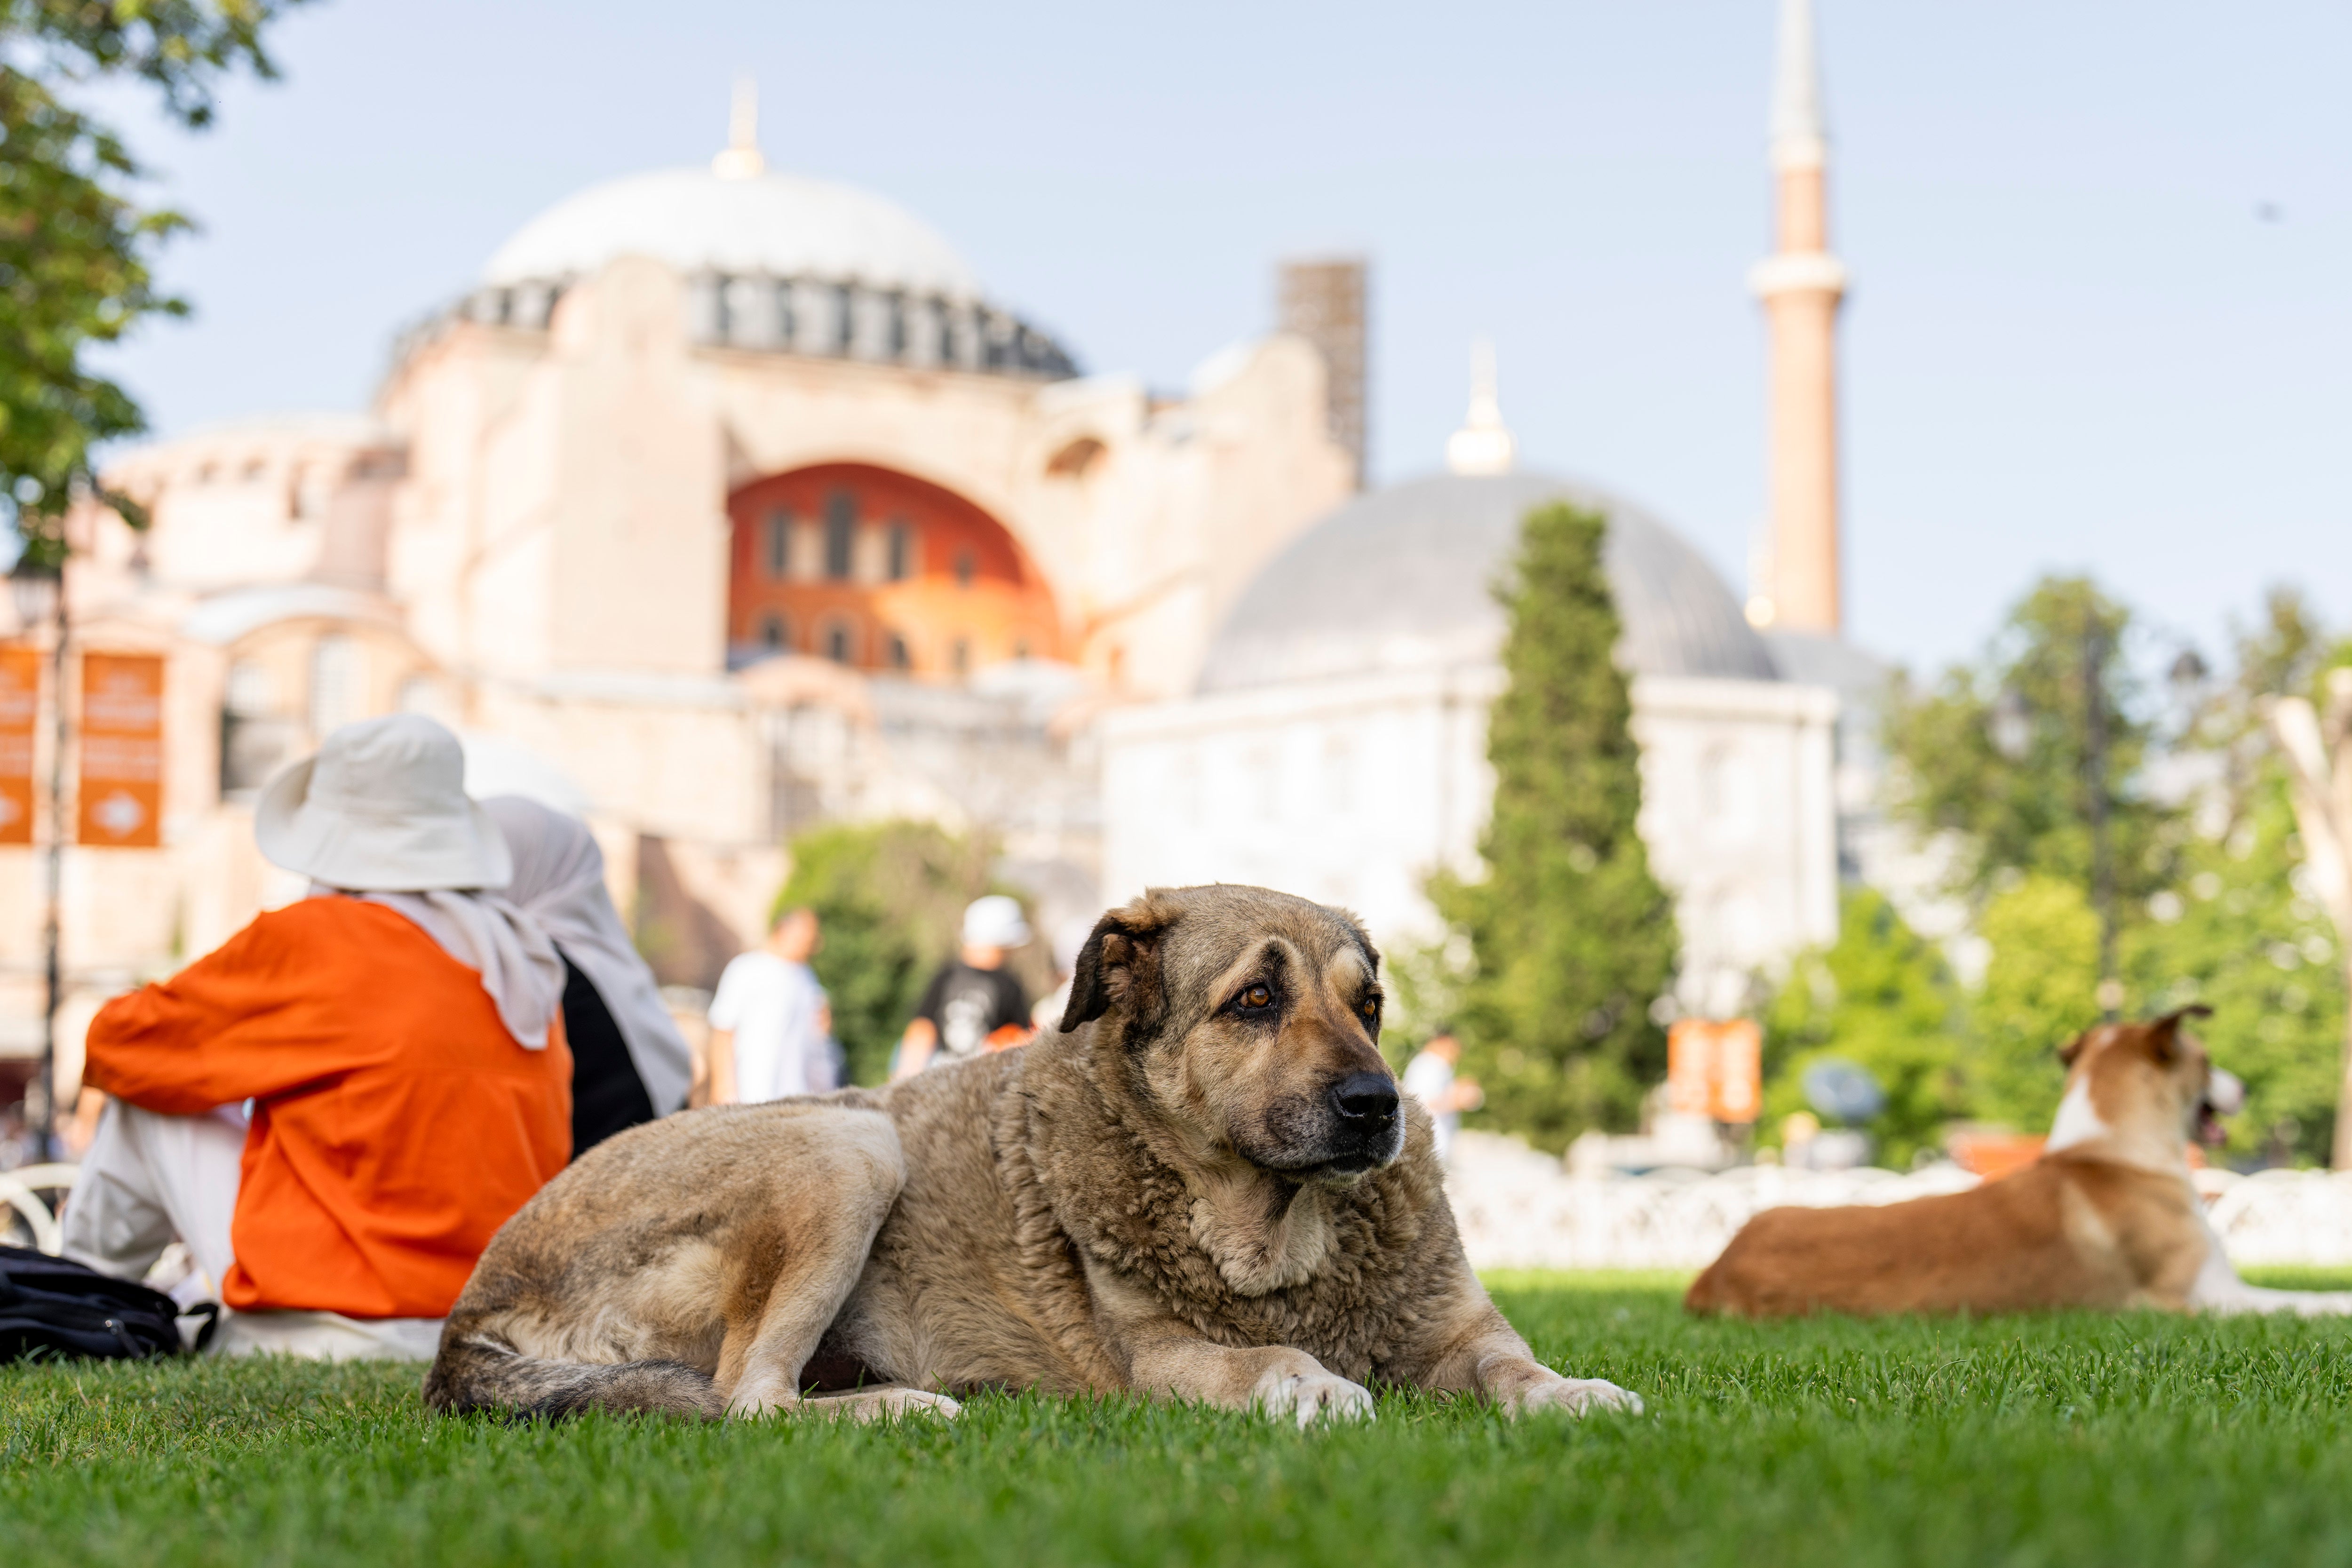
1749,0,1846,635
1445,338,1516,476
713,77,765,179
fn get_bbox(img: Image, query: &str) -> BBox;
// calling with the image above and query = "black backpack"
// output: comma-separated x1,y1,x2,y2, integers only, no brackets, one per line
0,1244,217,1362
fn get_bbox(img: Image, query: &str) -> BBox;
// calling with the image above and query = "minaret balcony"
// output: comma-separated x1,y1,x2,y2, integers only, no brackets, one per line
1748,252,1849,301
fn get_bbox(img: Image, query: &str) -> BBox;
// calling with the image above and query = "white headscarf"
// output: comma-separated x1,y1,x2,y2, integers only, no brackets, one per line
307,883,567,1051
481,796,694,1115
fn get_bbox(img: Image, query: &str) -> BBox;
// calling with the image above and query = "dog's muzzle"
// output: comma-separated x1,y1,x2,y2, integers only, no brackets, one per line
2198,1067,2245,1146
1323,1071,1402,1172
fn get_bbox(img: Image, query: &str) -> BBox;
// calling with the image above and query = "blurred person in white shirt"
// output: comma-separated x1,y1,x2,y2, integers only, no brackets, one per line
1400,1029,1483,1164
707,907,840,1104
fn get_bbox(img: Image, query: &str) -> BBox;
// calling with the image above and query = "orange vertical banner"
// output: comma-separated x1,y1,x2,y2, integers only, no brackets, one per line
0,647,36,846
1666,1018,1764,1125
1711,1019,1762,1124
1666,1019,1715,1119
77,652,164,848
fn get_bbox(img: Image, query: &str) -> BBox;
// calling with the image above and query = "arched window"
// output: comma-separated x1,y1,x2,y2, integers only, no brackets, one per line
759,613,789,653
727,463,1061,679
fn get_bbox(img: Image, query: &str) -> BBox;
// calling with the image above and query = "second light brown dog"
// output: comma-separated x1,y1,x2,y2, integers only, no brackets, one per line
1687,1007,2352,1319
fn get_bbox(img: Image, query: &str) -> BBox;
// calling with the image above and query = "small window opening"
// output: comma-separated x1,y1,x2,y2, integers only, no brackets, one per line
759,614,788,652
764,509,791,579
886,521,914,581
826,622,856,664
824,493,856,580
953,549,976,589
887,633,910,670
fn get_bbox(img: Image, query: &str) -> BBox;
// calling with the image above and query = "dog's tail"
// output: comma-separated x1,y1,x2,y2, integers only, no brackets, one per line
423,1332,724,1420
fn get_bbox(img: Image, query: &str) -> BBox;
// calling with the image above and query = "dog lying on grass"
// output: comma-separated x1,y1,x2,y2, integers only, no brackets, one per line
425,884,1641,1425
1687,1006,2352,1318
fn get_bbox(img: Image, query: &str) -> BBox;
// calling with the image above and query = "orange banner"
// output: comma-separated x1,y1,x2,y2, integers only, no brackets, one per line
0,646,35,846
1667,1017,1763,1124
77,652,163,848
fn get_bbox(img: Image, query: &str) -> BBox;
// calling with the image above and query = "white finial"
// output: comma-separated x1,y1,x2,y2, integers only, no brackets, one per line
1446,337,1516,477
1769,0,1827,170
713,77,765,179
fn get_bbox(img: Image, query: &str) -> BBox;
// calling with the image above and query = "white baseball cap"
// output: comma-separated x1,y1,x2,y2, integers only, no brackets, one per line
961,894,1032,949
255,714,512,892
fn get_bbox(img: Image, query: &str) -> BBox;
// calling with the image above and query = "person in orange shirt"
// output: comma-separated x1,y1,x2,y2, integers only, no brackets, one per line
60,715,573,1360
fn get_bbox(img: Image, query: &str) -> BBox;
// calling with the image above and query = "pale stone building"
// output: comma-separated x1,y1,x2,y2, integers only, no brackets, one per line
0,101,1353,1087
1099,430,1841,1021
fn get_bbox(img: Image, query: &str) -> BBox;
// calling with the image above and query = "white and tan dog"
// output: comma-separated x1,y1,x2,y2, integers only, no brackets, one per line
1688,1006,2352,1318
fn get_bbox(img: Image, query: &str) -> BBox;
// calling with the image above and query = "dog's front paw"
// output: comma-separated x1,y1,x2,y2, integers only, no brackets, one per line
1507,1375,1644,1418
1254,1363,1375,1429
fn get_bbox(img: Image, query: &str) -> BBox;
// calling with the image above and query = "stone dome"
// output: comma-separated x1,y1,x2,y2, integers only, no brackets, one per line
1197,470,1778,694
483,166,982,298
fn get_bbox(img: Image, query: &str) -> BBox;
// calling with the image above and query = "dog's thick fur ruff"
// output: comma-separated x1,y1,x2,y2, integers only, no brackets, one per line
426,884,1638,1424
1685,1007,2352,1319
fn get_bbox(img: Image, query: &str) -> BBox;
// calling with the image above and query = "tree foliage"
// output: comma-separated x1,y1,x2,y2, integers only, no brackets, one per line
1761,887,1964,1168
2125,773,2345,1165
1970,873,2103,1132
772,820,1046,1087
1884,575,2171,901
0,0,305,562
2119,590,2352,1165
1871,578,2352,1163
1434,502,1678,1149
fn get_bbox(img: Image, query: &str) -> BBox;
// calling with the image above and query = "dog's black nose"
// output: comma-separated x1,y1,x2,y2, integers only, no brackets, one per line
1330,1072,1398,1125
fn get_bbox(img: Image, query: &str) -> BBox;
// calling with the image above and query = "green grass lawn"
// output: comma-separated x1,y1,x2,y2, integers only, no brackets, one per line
11,1269,2352,1567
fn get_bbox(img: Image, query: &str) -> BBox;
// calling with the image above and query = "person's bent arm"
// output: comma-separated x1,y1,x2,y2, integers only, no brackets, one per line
83,912,344,1112
1442,1077,1484,1114
892,1018,938,1082
707,1027,739,1106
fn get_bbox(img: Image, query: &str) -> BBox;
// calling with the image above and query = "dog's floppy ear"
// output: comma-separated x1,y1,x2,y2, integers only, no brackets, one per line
1058,904,1169,1036
2056,1030,2091,1069
2146,1003,2213,1063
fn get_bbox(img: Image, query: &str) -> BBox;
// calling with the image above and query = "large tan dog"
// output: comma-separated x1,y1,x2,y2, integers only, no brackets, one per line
1686,1006,2352,1318
425,884,1640,1425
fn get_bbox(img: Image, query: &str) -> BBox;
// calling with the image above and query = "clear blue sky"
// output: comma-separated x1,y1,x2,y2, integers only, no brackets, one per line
83,0,2352,677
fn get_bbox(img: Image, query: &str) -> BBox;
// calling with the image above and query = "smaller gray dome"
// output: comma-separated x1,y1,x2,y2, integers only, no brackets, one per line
1199,471,1778,694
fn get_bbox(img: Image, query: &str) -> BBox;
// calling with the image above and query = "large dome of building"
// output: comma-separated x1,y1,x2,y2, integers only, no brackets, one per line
483,166,982,297
1196,470,1777,694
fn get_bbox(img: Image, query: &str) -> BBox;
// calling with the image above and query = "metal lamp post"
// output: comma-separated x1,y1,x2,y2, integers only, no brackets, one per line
9,554,64,1160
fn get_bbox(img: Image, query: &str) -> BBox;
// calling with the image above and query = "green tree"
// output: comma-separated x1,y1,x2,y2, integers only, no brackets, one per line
1433,502,1678,1149
1761,887,1965,1168
2120,590,2352,1165
2124,772,2345,1165
1970,874,2101,1131
1885,575,2174,903
0,0,305,562
773,820,1046,1086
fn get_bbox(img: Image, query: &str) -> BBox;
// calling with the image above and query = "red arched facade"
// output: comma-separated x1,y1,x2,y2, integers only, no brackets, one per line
726,463,1060,678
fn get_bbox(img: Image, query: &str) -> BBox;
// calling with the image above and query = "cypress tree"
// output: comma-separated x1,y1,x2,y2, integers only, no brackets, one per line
1432,501,1679,1149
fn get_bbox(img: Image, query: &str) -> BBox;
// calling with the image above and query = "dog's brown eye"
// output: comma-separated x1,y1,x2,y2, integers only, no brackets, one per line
1359,999,1377,1019
1239,984,1272,1010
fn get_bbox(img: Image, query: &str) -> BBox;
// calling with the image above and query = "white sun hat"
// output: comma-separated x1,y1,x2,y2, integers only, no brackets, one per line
961,894,1032,949
256,714,513,892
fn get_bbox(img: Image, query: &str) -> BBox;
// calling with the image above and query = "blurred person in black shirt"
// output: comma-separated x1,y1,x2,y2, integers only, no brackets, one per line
891,896,1032,1079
